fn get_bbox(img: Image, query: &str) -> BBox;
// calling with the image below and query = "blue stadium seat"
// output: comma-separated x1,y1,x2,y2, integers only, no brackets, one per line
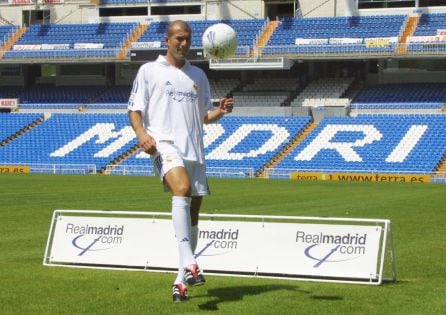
121,116,311,173
351,83,446,109
277,115,446,173
0,25,19,46
1,113,445,176
0,113,136,170
265,15,405,55
136,19,265,56
0,113,43,142
3,23,138,60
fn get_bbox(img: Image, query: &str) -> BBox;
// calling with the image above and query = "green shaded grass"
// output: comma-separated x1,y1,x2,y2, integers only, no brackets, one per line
0,174,445,314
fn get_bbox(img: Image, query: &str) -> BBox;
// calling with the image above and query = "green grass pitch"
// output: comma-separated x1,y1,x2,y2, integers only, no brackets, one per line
0,173,445,314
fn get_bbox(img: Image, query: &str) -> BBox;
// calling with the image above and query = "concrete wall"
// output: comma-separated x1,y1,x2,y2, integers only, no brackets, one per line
0,0,390,27
0,1,264,26
299,0,358,18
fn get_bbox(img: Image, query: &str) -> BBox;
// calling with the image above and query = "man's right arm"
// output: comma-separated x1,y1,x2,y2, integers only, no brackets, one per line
128,110,157,154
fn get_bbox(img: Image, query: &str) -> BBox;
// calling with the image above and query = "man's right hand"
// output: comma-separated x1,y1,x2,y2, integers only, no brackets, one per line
138,132,157,155
129,110,157,155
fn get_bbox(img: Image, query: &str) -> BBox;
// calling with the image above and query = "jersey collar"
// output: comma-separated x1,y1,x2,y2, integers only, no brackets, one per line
156,55,190,69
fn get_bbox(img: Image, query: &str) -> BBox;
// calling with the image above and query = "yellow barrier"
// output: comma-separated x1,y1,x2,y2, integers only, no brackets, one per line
329,173,431,183
290,172,326,180
0,165,30,173
290,172,431,183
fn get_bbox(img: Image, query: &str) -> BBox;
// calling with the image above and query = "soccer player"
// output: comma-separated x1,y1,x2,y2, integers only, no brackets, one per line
128,20,233,302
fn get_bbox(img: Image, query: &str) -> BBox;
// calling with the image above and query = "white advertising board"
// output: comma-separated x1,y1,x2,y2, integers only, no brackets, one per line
295,38,328,45
41,43,70,50
44,211,396,285
13,44,41,50
74,43,104,49
0,98,18,109
131,41,161,49
329,38,363,45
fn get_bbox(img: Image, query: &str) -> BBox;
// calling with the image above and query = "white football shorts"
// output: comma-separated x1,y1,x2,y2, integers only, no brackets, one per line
152,141,210,196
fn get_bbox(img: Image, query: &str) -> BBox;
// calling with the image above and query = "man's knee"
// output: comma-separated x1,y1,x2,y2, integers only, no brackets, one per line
164,167,191,196
172,183,191,196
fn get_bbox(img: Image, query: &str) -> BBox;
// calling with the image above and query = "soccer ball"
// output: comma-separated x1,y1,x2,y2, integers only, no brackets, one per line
202,23,238,60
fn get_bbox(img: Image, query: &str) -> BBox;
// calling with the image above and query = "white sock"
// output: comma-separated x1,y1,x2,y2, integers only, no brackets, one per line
174,255,185,285
191,225,199,256
172,196,195,284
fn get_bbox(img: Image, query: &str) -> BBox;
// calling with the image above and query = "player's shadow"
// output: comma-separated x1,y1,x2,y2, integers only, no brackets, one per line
198,284,309,311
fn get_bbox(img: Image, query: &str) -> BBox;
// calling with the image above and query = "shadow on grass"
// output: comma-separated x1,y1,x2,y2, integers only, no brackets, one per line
310,295,344,301
198,284,309,311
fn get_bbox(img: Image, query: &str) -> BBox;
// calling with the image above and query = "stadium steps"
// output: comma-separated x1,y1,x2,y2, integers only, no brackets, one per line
101,144,139,174
397,16,419,54
116,23,148,60
0,26,27,60
251,19,279,57
435,154,446,173
255,120,318,178
0,114,44,147
0,16,14,25
79,87,111,111
342,78,364,100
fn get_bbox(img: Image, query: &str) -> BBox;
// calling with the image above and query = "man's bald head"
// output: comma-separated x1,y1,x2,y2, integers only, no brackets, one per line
166,20,192,38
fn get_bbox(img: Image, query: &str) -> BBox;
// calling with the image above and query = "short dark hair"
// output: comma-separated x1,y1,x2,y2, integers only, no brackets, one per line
166,20,192,38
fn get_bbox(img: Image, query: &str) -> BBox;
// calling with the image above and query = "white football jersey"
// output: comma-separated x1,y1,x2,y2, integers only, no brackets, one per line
128,55,213,163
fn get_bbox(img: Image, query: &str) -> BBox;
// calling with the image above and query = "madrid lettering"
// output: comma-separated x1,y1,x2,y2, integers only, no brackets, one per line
49,122,428,163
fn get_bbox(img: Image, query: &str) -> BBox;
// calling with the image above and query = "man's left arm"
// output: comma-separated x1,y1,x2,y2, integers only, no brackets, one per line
204,97,233,124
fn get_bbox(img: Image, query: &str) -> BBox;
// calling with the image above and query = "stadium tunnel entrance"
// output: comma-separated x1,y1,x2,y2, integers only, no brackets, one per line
22,9,50,27
265,1,297,20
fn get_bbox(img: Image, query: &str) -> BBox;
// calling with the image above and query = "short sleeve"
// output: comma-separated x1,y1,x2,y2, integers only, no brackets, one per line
128,65,148,112
203,76,213,112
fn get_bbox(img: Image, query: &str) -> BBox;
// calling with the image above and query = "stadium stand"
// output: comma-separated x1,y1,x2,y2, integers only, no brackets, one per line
86,85,132,110
116,115,311,175
407,13,446,54
3,23,138,59
351,83,446,110
0,85,23,99
0,25,17,46
135,19,265,56
0,112,43,144
413,13,446,36
277,114,446,174
263,15,406,56
17,85,107,110
0,113,136,171
1,14,443,61
0,3,445,180
290,77,353,108
2,109,444,177
209,78,240,101
232,77,299,107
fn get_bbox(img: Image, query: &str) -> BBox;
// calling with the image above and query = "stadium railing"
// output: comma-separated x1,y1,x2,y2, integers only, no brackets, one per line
12,163,97,175
3,163,443,181
206,167,255,179
0,43,445,62
105,165,254,178
105,164,154,176
259,43,446,58
432,172,446,184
